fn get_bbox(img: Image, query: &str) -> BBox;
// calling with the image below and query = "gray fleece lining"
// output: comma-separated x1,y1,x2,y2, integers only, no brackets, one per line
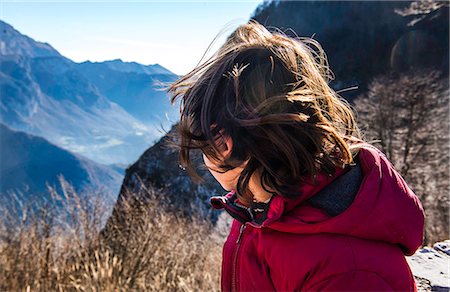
307,162,363,217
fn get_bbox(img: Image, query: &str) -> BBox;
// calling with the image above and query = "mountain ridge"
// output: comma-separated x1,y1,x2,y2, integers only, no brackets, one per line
0,19,179,165
1,20,63,58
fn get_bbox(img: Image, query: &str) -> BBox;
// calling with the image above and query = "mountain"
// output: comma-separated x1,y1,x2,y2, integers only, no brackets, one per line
77,60,179,125
0,123,122,203
106,123,224,218
0,52,158,165
0,20,62,58
0,20,179,165
99,59,175,75
251,1,449,100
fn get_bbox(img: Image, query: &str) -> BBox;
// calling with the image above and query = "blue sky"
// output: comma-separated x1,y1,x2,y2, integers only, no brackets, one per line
0,0,261,75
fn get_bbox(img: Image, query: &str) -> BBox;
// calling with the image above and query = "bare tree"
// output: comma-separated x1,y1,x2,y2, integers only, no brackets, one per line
354,70,449,245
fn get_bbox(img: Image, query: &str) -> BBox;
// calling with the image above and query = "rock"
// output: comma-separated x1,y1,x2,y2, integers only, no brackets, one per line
433,240,450,256
406,240,450,291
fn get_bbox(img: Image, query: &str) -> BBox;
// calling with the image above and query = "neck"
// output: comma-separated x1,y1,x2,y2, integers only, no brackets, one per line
245,168,276,204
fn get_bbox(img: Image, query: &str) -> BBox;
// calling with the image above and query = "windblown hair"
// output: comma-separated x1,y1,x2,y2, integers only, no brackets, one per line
168,20,361,202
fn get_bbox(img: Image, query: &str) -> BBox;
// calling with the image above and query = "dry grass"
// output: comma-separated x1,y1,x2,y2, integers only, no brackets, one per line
0,176,223,291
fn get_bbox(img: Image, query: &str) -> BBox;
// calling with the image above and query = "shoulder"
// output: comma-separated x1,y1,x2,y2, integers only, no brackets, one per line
352,143,399,173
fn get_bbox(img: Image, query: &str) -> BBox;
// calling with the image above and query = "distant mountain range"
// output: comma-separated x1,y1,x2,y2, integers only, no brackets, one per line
0,123,122,203
0,20,179,165
76,60,178,125
0,19,181,205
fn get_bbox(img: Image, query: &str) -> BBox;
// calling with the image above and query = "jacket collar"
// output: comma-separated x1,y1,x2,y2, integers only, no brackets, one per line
210,164,351,228
210,190,274,226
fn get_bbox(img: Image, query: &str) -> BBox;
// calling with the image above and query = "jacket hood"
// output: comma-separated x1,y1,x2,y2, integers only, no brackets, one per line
211,145,425,256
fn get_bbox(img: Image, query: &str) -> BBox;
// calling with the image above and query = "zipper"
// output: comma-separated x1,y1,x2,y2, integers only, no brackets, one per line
231,223,246,292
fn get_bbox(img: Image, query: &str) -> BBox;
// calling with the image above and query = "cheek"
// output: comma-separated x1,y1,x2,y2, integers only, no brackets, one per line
202,153,214,171
202,154,241,190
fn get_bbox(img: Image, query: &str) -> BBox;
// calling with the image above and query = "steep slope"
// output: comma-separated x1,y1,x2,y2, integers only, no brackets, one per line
108,124,223,217
0,123,122,203
0,20,62,58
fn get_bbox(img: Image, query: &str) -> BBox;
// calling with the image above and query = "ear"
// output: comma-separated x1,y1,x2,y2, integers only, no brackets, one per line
217,130,233,160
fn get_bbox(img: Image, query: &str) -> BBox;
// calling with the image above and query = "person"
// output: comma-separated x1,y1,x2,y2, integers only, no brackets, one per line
168,20,425,291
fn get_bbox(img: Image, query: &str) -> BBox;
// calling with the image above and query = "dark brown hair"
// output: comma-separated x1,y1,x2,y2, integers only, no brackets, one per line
168,20,361,202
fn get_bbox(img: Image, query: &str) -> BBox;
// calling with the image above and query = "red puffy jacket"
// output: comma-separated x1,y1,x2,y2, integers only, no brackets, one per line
211,145,425,291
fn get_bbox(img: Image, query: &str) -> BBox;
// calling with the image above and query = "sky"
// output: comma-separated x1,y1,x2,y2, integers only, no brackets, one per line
0,0,262,75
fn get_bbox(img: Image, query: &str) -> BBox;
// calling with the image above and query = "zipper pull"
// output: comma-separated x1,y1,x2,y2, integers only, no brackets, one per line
236,224,246,244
